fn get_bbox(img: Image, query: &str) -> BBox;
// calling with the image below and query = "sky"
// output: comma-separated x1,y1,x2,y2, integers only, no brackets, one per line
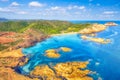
0,0,120,20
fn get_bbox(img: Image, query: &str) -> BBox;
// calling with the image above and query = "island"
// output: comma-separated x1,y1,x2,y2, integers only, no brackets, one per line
60,47,72,52
105,22,118,26
81,35,111,44
45,47,72,58
79,23,113,44
45,49,60,58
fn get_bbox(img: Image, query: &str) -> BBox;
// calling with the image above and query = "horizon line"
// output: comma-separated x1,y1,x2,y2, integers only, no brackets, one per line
2,18,120,21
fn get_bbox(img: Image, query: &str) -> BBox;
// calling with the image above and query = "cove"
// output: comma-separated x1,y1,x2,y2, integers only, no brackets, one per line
19,21,120,80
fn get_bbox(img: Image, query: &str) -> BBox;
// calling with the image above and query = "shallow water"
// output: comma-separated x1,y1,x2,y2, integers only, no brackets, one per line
20,21,120,80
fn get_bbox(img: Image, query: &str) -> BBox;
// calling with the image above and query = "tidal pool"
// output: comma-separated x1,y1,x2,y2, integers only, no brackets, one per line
19,21,120,80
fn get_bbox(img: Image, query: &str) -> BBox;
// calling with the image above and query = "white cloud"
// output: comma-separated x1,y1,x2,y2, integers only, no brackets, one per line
10,2,20,6
105,15,114,17
0,7,13,13
45,5,86,16
78,6,85,10
72,5,78,8
67,6,72,10
51,6,60,10
0,7,27,15
99,11,118,19
0,0,9,2
67,5,86,10
74,12,81,15
29,1,44,7
49,6,66,12
99,14,115,19
16,11,28,14
43,6,70,16
103,11,118,15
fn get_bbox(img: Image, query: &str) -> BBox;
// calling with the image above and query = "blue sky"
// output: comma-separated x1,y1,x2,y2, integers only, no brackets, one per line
0,0,120,20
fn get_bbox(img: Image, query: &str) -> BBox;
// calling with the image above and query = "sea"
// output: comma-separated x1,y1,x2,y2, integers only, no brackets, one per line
18,21,120,80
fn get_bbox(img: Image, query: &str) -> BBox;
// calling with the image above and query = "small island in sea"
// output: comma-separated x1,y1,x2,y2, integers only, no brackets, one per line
104,22,118,26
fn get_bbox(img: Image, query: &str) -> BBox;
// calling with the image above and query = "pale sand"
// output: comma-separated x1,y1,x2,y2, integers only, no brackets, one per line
51,32,78,36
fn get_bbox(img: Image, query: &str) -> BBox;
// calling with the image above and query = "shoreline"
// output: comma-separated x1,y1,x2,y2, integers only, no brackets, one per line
51,32,78,36
0,22,117,80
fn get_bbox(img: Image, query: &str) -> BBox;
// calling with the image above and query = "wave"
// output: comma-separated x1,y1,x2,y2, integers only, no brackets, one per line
109,31,118,37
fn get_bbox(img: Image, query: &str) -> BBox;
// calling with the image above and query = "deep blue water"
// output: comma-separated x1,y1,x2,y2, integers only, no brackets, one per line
20,21,120,80
70,20,120,24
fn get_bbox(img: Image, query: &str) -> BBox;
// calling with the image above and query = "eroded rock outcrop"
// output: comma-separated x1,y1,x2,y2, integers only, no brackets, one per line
79,24,107,34
0,49,24,57
13,29,48,50
30,65,61,80
0,57,28,67
60,47,72,52
45,49,60,58
0,32,16,44
30,61,93,80
0,67,37,80
0,29,48,51
45,47,72,58
0,48,35,80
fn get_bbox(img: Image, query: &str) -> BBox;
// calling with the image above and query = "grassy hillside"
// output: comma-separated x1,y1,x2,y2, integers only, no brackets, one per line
0,20,92,51
0,20,91,34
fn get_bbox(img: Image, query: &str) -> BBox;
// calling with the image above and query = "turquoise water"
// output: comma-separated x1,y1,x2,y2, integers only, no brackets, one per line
20,21,120,80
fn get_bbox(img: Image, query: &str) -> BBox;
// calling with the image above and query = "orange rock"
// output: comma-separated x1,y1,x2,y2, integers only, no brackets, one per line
0,37,14,44
60,47,72,52
31,61,93,80
45,49,60,58
0,49,24,57
0,57,28,67
81,35,111,44
0,67,34,80
79,24,107,34
30,65,62,80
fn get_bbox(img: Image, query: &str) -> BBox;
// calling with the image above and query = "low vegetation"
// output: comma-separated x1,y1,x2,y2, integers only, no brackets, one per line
0,20,91,34
0,20,91,51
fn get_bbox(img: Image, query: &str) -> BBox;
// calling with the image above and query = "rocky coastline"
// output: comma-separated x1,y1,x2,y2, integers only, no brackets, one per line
30,61,93,80
0,22,117,80
79,24,107,34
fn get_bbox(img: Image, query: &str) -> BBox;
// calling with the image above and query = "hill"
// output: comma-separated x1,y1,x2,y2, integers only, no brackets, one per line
0,18,8,22
0,20,91,51
0,20,91,34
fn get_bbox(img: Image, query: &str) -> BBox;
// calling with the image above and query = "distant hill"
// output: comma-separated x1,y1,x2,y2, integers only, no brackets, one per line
0,20,91,34
0,20,71,34
0,20,91,51
0,18,8,22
